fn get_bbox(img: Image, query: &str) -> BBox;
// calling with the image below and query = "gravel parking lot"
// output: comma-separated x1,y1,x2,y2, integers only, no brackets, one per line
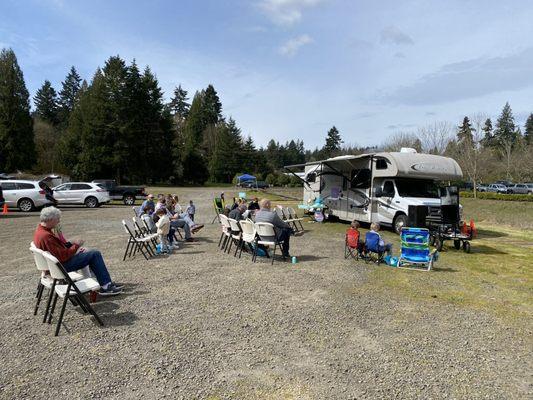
0,187,531,399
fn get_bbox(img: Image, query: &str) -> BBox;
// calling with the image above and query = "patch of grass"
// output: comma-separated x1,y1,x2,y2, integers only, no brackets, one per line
461,197,533,230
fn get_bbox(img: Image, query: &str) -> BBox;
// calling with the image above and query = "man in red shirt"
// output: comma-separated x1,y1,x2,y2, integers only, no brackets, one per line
33,206,122,296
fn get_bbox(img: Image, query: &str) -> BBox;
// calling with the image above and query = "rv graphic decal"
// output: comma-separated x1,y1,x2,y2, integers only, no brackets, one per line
410,163,447,173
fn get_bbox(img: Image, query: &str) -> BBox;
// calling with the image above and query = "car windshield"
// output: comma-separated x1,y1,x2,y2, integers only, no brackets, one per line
395,179,439,198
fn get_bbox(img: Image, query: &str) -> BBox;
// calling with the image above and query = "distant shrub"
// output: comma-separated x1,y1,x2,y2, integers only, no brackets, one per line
460,191,533,202
266,173,277,186
289,175,303,187
276,174,291,187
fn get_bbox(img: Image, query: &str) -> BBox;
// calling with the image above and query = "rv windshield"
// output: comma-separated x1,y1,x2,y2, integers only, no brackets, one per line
395,179,439,198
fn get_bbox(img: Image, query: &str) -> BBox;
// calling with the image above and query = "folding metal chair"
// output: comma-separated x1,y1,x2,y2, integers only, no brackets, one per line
132,216,159,253
212,198,225,223
254,222,284,265
397,228,437,271
218,214,232,252
122,219,153,260
40,251,103,336
287,207,305,231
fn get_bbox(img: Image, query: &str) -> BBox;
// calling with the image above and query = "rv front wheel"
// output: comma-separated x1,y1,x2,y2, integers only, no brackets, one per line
393,214,408,234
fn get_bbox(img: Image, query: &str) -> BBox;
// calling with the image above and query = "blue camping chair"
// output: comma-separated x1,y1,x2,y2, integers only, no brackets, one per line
397,228,437,271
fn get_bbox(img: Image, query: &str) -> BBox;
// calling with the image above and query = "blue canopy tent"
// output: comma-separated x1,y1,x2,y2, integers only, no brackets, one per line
236,173,257,189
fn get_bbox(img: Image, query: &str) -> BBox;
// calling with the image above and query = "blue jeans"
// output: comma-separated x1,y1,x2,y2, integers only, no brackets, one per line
171,219,191,239
63,250,112,286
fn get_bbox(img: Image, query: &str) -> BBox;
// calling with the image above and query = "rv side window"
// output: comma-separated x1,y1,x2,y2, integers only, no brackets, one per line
307,173,316,183
383,181,395,197
376,159,388,170
350,169,371,189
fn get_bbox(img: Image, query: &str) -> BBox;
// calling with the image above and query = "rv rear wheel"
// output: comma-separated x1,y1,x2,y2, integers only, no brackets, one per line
393,214,408,234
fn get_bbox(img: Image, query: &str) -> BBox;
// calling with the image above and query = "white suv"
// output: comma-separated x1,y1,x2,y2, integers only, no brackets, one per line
0,180,54,211
53,182,110,208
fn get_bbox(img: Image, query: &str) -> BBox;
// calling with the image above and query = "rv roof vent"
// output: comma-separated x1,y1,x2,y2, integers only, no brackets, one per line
400,147,417,153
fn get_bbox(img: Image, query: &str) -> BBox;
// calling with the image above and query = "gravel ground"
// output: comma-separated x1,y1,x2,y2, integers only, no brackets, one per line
0,187,531,399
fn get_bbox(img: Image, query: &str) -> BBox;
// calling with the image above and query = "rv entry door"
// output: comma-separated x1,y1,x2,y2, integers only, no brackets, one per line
377,180,396,224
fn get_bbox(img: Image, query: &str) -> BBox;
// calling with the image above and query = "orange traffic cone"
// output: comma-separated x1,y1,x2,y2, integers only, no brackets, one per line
1,203,7,215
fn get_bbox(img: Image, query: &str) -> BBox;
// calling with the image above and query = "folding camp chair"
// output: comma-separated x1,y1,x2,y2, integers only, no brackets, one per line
254,222,285,265
397,228,437,271
122,219,153,260
29,244,91,320
238,219,257,260
212,197,225,223
364,231,385,264
227,218,243,257
40,251,103,336
132,206,140,217
344,228,363,260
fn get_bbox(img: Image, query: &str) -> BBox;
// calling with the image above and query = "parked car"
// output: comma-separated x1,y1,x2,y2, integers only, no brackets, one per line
506,183,532,194
476,184,489,192
92,180,146,205
0,180,54,211
53,182,110,208
244,181,269,189
525,183,533,193
487,184,508,194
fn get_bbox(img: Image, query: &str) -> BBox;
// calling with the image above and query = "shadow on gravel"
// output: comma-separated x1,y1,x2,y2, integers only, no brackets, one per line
0,214,36,219
470,245,507,255
296,254,328,262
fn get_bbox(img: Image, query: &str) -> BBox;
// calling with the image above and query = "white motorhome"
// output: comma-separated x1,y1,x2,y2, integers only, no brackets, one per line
285,148,463,233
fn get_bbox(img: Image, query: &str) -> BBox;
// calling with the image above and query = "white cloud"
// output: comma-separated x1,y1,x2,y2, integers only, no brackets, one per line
279,34,313,56
380,25,414,45
259,0,324,26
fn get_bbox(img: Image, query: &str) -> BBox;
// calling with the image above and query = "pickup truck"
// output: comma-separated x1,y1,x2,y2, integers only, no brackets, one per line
92,180,146,205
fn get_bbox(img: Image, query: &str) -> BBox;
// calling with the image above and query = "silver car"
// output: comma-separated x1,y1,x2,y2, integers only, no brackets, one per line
53,182,110,208
0,180,54,211
507,183,532,194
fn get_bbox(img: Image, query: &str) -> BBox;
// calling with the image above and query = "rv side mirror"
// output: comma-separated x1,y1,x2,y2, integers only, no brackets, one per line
374,187,383,197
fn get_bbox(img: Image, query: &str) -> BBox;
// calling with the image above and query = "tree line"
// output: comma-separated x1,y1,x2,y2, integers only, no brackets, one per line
0,48,350,185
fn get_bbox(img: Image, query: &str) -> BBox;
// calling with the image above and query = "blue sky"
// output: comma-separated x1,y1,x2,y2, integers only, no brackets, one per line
2,0,533,148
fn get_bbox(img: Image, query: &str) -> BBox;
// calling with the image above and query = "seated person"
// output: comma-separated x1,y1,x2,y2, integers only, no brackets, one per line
365,222,392,255
346,220,365,255
33,207,123,296
248,197,260,211
228,203,246,222
138,194,155,216
254,199,294,258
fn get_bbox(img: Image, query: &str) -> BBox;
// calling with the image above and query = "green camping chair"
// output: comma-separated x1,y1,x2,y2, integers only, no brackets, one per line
212,197,225,223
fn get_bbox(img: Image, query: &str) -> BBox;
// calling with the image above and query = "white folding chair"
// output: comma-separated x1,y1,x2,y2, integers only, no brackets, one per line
254,222,284,265
132,216,159,252
218,215,232,252
227,218,242,257
30,243,91,320
122,219,153,260
41,251,103,336
238,219,257,260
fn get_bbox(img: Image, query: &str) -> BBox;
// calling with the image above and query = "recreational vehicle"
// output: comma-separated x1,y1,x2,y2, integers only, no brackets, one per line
285,148,463,233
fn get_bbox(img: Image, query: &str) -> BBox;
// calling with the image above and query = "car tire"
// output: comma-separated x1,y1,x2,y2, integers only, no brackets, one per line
18,198,35,212
393,213,408,234
123,194,135,205
85,196,99,208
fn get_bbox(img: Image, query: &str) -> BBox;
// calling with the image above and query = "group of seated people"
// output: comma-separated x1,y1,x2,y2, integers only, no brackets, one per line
347,220,393,257
137,193,204,254
224,197,294,259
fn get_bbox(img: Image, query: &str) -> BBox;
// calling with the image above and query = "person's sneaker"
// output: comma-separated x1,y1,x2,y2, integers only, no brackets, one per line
192,224,204,233
110,282,124,290
99,284,123,296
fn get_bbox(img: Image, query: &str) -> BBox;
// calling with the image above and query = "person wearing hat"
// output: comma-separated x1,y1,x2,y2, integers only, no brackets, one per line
138,194,155,217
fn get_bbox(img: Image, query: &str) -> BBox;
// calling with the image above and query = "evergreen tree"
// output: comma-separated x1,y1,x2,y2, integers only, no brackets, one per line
203,84,222,125
181,91,209,183
0,48,35,171
494,102,517,146
323,126,342,157
168,84,190,119
524,113,533,145
58,66,81,125
457,116,474,144
481,118,494,148
34,80,59,125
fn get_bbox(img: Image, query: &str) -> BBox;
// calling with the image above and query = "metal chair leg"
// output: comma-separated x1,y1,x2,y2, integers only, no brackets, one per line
54,296,69,336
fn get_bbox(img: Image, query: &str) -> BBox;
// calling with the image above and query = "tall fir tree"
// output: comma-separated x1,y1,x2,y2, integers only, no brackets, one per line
524,113,533,145
323,126,342,157
58,66,81,126
457,116,474,144
203,84,222,125
481,118,494,148
494,102,517,145
168,84,190,119
0,48,35,171
34,80,59,125
181,91,209,183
